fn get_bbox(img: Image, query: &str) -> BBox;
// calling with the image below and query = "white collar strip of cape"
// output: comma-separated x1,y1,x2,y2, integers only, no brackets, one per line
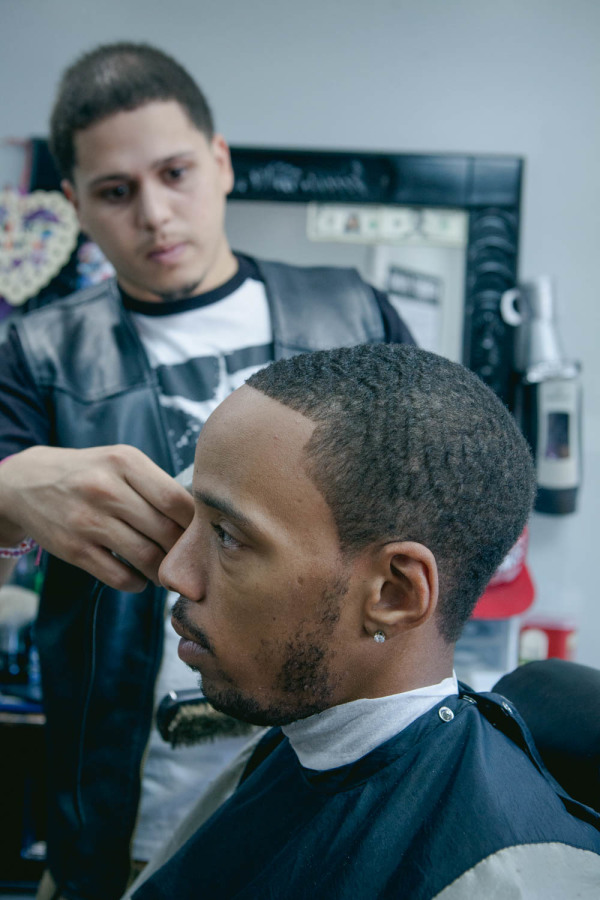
282,673,458,771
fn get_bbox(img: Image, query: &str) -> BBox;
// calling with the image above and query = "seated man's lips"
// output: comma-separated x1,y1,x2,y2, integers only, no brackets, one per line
171,616,213,662
177,636,211,665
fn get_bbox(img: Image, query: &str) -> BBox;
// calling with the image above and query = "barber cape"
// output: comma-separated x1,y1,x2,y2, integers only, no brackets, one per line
131,688,600,899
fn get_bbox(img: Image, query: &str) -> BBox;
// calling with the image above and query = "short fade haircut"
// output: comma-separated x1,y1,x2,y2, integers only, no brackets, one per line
49,42,215,180
247,344,535,643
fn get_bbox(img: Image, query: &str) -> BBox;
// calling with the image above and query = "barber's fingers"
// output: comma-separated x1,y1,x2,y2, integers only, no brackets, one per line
68,541,153,594
116,450,195,533
39,443,195,547
73,502,186,585
74,464,192,557
49,491,189,590
33,509,172,592
52,446,195,581
0,445,195,589
87,445,195,554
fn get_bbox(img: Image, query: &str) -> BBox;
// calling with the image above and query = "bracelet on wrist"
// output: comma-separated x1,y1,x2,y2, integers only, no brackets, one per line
0,537,38,559
0,455,39,559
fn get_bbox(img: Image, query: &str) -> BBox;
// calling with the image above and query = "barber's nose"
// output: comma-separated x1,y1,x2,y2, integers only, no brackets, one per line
135,182,170,231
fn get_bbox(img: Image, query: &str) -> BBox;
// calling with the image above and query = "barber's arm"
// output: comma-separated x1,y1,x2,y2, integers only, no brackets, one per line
0,445,194,591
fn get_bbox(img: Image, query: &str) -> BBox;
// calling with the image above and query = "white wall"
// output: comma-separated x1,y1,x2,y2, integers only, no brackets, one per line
3,0,599,667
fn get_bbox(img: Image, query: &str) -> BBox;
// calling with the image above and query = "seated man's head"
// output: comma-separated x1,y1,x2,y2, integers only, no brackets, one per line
161,345,535,726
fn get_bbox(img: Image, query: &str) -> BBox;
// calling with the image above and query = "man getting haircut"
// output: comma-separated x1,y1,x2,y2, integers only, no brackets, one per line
128,345,600,899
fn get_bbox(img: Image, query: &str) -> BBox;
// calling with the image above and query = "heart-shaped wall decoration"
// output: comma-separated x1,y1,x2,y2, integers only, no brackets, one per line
0,189,80,305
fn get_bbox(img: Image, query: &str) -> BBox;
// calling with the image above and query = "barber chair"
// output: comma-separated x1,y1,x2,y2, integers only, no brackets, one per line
493,658,600,813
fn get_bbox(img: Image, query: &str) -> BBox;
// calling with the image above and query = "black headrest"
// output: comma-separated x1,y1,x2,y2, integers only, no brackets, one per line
493,659,600,812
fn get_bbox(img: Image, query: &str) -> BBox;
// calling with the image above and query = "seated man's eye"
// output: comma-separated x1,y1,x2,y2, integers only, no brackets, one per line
211,523,241,551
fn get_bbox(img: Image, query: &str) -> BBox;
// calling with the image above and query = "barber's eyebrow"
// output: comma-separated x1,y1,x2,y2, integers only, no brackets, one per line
87,172,130,189
193,489,256,531
87,153,196,189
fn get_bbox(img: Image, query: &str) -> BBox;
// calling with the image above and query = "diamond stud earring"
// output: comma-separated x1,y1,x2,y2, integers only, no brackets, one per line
373,630,386,643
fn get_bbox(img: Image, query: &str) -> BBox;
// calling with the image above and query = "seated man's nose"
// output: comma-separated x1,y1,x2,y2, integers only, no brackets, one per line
158,545,199,597
158,552,177,591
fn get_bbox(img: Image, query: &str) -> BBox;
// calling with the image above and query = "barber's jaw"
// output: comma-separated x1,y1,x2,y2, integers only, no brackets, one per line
62,99,237,302
158,385,443,727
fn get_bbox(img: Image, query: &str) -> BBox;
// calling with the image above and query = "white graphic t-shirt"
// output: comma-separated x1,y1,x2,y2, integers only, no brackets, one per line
125,256,272,860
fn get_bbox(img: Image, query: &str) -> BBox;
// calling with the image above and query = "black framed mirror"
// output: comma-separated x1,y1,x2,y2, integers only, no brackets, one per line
226,147,523,407
23,140,523,406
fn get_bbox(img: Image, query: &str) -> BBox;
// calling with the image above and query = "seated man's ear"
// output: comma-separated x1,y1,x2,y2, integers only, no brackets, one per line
363,542,439,638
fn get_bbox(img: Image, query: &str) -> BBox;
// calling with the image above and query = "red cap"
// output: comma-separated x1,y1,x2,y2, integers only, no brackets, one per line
471,527,535,619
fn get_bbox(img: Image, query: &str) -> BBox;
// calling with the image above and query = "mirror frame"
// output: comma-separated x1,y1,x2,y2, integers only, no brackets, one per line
228,147,523,406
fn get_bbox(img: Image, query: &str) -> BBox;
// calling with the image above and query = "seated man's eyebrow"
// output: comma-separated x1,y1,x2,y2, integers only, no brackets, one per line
193,490,254,530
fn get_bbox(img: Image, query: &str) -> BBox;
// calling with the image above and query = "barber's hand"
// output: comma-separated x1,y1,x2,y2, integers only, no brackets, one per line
0,445,195,592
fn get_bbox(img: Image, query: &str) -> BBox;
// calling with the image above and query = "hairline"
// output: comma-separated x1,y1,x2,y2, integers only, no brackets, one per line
68,99,213,180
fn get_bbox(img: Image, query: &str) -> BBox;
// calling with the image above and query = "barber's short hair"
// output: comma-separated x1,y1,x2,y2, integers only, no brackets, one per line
49,42,215,180
247,344,535,643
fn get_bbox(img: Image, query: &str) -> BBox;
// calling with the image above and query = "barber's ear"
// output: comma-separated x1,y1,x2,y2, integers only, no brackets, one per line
210,134,235,195
363,542,439,637
61,179,78,211
62,179,91,236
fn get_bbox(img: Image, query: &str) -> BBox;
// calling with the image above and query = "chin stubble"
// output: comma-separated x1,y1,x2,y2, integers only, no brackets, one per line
199,576,348,728
156,279,204,302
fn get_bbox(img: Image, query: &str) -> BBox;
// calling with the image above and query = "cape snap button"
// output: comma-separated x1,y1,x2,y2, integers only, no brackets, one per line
439,706,454,722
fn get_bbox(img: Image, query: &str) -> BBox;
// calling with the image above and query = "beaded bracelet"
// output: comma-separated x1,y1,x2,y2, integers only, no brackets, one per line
0,454,38,559
0,536,38,559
